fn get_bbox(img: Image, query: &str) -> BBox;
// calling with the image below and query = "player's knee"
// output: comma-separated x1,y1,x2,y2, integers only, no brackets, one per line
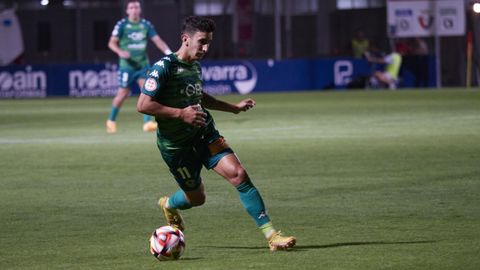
229,167,249,186
117,88,129,97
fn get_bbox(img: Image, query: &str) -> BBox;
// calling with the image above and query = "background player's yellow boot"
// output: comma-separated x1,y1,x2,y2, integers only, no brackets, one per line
158,197,185,231
106,120,117,134
143,121,157,132
268,231,296,251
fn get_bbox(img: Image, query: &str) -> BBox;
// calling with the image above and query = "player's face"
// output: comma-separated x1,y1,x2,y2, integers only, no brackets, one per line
184,31,213,61
126,2,141,21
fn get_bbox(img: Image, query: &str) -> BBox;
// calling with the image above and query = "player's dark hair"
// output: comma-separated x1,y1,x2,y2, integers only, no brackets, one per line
125,0,141,8
182,16,216,35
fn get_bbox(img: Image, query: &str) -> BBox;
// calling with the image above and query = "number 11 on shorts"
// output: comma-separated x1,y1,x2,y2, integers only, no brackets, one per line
177,167,191,179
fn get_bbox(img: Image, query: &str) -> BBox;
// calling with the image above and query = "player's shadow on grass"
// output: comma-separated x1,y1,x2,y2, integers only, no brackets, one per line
200,240,436,251
296,240,437,250
179,257,202,261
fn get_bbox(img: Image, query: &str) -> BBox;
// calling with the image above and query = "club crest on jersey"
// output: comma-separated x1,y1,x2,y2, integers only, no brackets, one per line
144,78,157,92
149,70,159,78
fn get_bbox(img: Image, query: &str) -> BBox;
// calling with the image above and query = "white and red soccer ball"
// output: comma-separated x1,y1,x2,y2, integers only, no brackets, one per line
149,225,185,261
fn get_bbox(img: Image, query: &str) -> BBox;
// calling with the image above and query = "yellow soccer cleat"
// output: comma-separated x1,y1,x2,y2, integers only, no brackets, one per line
268,231,296,251
143,121,157,132
158,197,185,231
106,120,117,134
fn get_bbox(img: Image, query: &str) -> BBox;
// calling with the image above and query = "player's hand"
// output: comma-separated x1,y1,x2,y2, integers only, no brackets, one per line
364,51,372,61
180,105,207,127
118,50,130,59
233,98,256,114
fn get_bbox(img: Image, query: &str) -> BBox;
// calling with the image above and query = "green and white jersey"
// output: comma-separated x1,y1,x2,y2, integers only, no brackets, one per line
141,54,214,153
111,18,158,70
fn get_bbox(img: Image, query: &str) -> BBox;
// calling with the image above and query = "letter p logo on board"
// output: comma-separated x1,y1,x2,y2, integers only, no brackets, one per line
334,60,353,87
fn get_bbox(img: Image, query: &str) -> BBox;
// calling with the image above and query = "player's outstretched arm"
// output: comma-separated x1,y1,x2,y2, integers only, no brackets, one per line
151,35,172,55
137,93,206,127
202,92,255,114
364,51,386,64
108,36,130,59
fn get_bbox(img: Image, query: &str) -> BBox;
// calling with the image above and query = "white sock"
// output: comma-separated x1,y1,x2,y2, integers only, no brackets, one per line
165,198,171,209
260,222,277,239
264,229,276,239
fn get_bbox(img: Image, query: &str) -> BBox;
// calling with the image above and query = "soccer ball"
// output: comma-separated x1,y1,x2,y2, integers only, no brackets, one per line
149,225,185,261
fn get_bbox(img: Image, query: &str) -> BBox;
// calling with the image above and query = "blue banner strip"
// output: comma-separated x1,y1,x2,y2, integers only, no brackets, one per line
0,57,435,98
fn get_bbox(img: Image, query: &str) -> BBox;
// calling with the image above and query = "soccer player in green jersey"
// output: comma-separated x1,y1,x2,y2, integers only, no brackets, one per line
137,16,296,251
106,0,172,134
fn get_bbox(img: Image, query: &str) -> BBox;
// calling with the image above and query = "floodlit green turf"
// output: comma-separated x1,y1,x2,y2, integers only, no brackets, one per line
1,89,479,269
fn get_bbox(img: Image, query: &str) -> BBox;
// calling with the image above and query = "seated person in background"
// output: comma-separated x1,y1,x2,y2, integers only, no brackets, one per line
364,49,402,90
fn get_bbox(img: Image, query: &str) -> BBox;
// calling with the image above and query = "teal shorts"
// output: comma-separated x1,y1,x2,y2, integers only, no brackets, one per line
159,129,233,191
117,66,150,88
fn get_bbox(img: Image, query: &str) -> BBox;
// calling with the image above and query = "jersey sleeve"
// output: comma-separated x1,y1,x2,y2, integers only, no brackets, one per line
111,20,123,37
141,59,170,97
145,20,158,38
384,54,393,64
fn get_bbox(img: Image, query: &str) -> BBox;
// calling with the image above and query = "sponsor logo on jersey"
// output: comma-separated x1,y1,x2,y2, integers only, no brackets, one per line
128,31,146,41
202,61,257,95
144,77,157,92
177,67,184,74
181,83,202,97
0,66,47,98
127,43,146,50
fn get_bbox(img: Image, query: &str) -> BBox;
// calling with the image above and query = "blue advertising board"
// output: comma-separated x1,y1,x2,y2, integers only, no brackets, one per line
0,57,435,99
200,59,313,95
0,63,119,98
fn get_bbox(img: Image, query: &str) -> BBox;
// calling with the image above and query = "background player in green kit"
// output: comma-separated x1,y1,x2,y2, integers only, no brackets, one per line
106,0,172,134
137,16,296,251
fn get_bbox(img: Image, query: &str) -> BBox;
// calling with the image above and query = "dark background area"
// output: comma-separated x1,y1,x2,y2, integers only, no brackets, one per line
0,0,477,86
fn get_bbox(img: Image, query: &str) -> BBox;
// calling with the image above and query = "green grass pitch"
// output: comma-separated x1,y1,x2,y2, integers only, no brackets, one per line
1,89,479,269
